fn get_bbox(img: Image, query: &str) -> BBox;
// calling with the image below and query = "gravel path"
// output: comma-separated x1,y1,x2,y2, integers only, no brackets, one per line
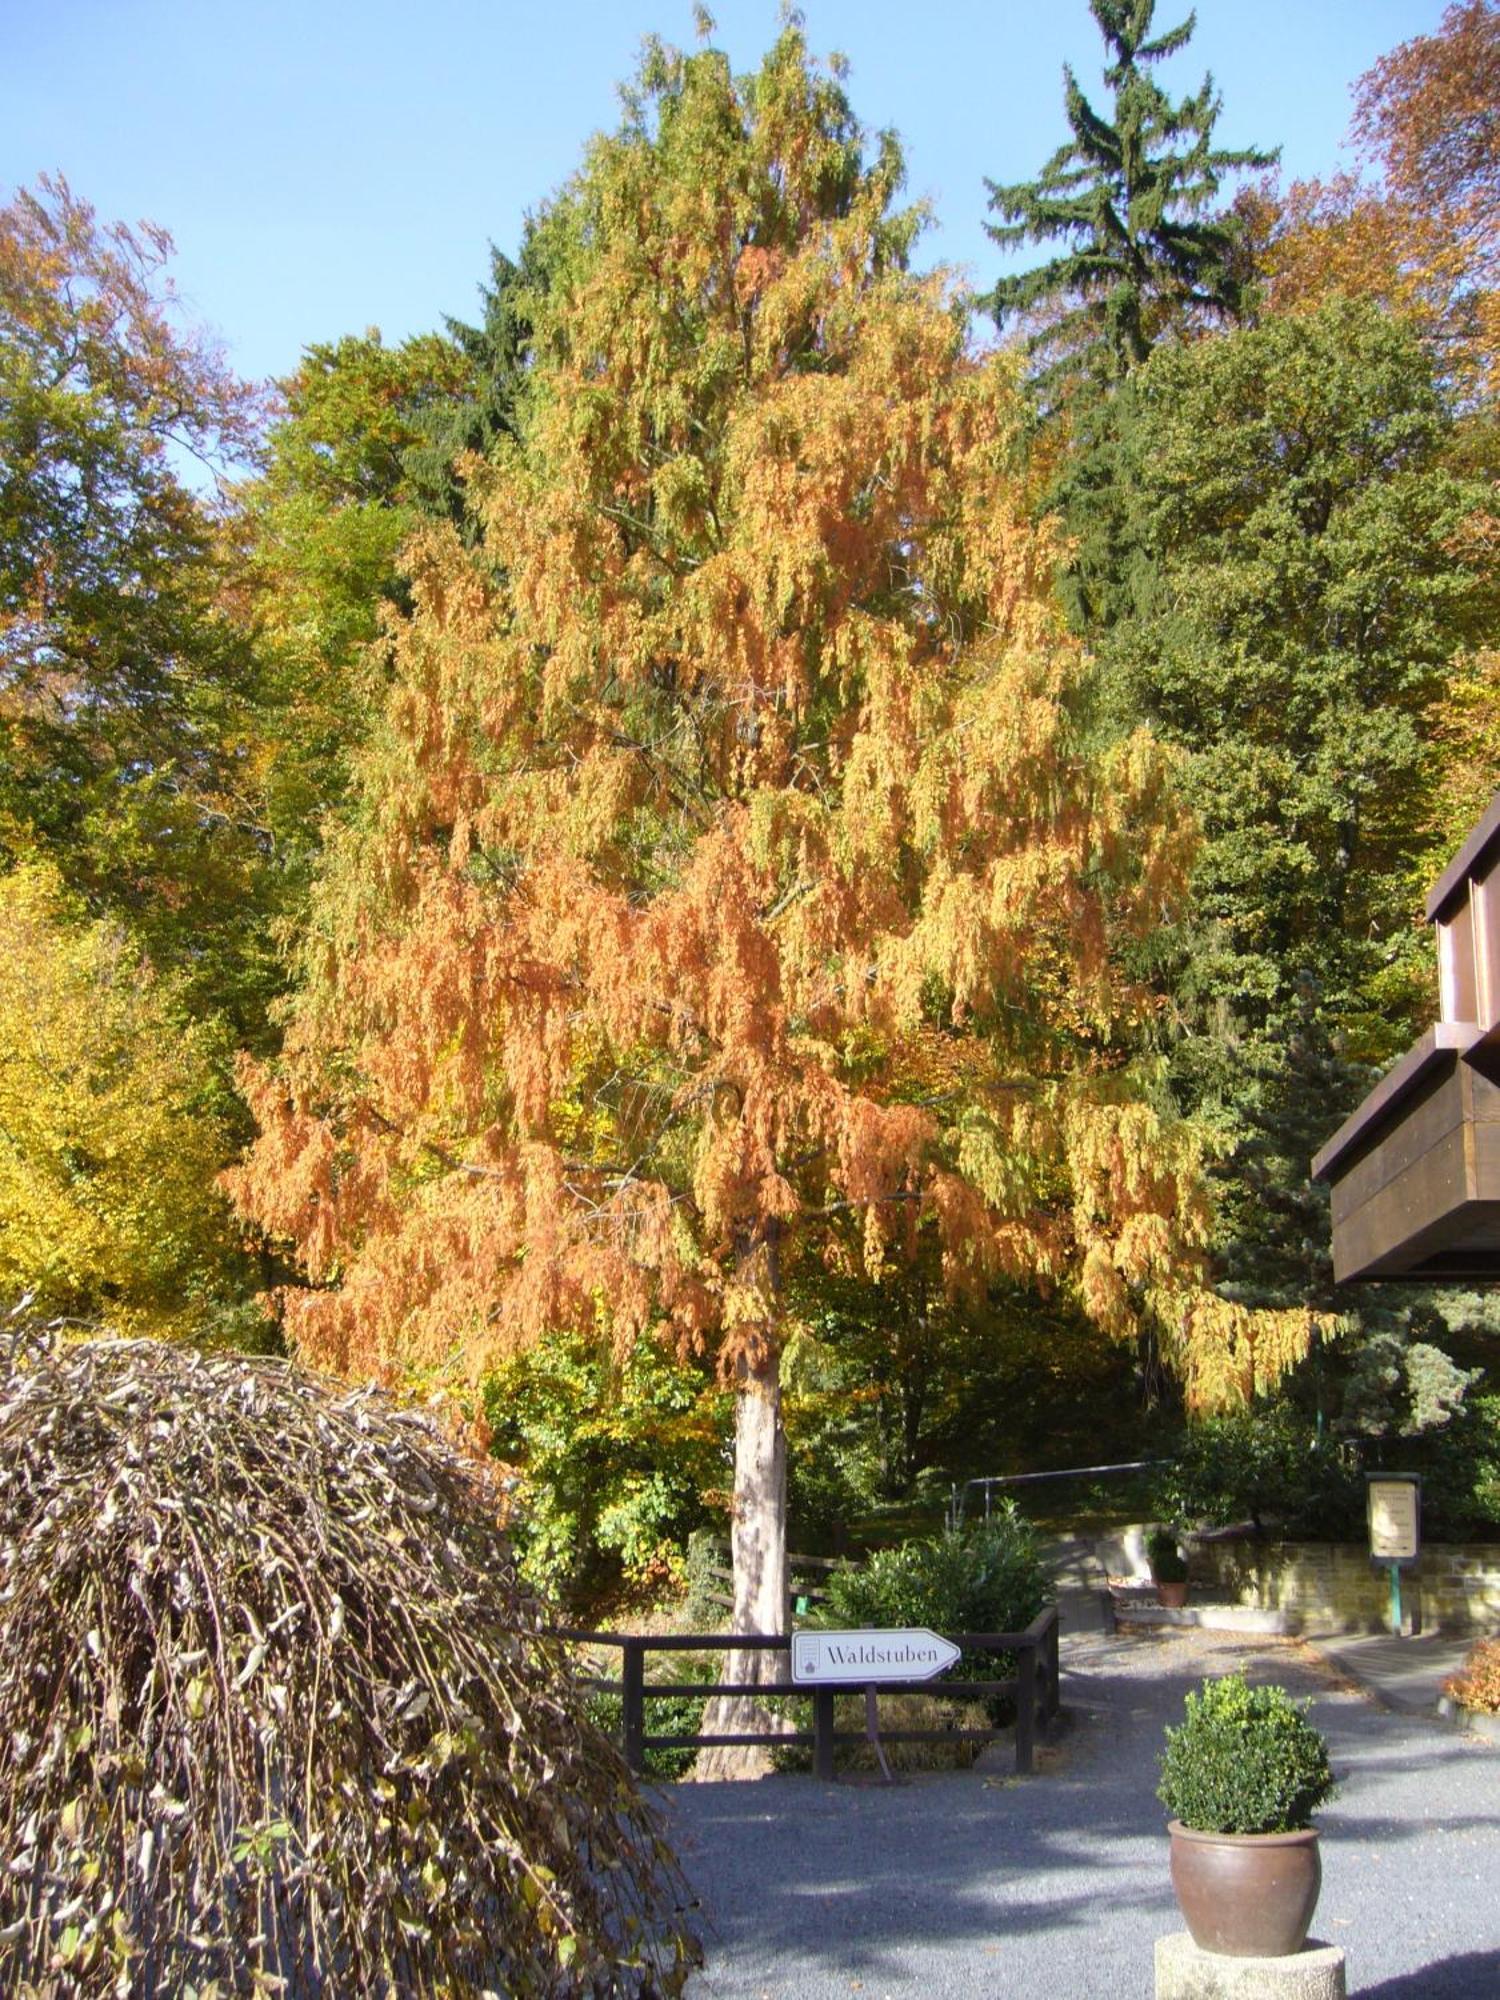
663,1627,1500,1999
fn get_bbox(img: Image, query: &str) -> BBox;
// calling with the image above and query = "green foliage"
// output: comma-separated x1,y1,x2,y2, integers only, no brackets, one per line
820,1509,1049,1716
483,1330,729,1606
1155,1406,1366,1539
1158,1673,1336,1834
228,328,475,866
402,245,539,531
1157,1383,1500,1542
1147,1526,1188,1582
585,1669,708,1781
0,176,276,1050
986,0,1274,394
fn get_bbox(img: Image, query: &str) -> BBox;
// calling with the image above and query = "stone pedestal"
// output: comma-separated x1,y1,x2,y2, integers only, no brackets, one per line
1155,1933,1347,2000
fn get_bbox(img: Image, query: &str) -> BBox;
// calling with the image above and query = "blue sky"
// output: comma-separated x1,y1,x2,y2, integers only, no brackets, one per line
6,0,1449,387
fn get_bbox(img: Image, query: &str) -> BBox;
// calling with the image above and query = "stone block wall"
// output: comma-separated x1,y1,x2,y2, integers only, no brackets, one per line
1187,1539,1500,1634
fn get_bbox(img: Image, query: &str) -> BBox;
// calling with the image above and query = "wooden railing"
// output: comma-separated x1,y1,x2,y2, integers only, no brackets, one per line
689,1538,851,1617
553,1605,1061,1780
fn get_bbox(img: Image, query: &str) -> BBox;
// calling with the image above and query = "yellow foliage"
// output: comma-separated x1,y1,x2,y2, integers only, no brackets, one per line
0,865,244,1336
228,27,1276,1412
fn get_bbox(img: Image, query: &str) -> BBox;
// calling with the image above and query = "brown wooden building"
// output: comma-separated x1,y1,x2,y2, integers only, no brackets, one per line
1313,795,1500,1283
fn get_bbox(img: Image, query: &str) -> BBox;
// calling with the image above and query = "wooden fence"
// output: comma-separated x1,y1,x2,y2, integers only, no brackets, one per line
689,1539,849,1618
554,1605,1061,1780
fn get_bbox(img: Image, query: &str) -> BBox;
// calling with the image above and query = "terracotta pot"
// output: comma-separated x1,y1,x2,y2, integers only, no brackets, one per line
1154,1579,1188,1608
1168,1820,1321,1957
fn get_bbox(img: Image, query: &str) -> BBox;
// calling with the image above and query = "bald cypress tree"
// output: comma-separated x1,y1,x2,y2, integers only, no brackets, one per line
985,1,1275,397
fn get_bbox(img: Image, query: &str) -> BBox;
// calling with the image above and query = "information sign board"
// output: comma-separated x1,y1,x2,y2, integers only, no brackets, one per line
1368,1474,1421,1567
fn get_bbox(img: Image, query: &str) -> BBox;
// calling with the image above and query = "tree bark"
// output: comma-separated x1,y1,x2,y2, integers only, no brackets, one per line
728,1348,788,1664
692,1348,792,1779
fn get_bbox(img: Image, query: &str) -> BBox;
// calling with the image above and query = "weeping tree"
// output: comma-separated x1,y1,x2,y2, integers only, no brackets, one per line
0,1323,695,1995
230,27,1310,1705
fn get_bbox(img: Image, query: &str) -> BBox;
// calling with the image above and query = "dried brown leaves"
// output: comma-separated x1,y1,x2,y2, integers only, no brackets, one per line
0,1321,697,1997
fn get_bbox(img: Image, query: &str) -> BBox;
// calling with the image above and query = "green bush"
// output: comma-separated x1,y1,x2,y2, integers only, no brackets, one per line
1154,1406,1365,1539
1147,1526,1188,1583
819,1508,1049,1718
1158,1674,1337,1834
586,1670,709,1782
483,1330,730,1606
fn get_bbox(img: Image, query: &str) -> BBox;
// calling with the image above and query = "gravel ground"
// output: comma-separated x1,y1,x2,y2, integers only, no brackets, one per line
662,1628,1500,1999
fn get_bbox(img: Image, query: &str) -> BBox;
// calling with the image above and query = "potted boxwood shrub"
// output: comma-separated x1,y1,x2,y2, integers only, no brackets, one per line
1147,1526,1189,1608
1158,1674,1337,1957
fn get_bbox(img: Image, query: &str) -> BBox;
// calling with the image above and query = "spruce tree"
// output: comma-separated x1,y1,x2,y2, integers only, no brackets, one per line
985,0,1275,397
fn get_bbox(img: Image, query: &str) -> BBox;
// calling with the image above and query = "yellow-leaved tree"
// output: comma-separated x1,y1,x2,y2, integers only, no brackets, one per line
0,865,251,1337
229,28,1309,1676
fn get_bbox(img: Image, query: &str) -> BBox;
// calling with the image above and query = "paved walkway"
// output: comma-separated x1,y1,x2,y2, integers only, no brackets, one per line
665,1626,1500,2000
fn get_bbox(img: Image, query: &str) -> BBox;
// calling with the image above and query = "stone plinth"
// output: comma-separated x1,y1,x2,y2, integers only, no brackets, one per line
1155,1933,1346,2000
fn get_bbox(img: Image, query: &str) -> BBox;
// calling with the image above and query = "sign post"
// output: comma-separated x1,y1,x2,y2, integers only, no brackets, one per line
791,1628,963,1784
1367,1474,1421,1636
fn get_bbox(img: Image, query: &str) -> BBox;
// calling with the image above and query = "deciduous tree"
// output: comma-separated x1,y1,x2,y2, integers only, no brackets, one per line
229,29,1302,1671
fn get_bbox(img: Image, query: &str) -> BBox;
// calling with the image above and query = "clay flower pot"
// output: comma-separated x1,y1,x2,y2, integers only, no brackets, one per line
1167,1820,1322,1957
1154,1579,1188,1609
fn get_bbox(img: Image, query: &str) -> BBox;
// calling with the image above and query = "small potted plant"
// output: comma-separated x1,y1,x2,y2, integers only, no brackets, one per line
1441,1636,1500,1743
1158,1673,1337,1957
1147,1525,1189,1608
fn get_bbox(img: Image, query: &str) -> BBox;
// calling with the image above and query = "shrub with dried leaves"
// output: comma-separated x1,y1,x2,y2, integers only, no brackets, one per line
0,1322,698,1996
1444,1636,1500,1716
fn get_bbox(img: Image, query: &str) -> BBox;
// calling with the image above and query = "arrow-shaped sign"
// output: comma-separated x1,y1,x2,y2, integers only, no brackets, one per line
790,1627,962,1685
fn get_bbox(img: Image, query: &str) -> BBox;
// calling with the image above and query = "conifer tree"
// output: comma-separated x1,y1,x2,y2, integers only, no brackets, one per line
985,0,1274,396
229,28,1309,1682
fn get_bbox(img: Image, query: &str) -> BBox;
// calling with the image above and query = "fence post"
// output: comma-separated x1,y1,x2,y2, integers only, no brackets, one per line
1045,1607,1060,1720
621,1638,646,1776
813,1686,835,1781
1015,1638,1037,1776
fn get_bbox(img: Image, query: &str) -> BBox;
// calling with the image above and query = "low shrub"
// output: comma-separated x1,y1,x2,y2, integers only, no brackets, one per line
819,1508,1049,1719
0,1327,697,1996
1443,1637,1500,1715
1147,1526,1188,1583
1158,1674,1337,1835
587,1668,710,1781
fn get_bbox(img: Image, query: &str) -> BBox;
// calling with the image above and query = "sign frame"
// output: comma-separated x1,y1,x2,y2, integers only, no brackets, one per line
790,1627,962,1686
1366,1472,1422,1569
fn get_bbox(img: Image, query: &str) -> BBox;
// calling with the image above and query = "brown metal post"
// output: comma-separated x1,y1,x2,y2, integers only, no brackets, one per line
813,1686,835,1781
1045,1607,1060,1719
1015,1638,1037,1775
621,1638,646,1776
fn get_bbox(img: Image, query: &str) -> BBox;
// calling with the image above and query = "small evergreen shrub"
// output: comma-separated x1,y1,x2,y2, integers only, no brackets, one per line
1158,1674,1337,1834
1147,1526,1188,1583
1443,1637,1500,1715
820,1509,1049,1718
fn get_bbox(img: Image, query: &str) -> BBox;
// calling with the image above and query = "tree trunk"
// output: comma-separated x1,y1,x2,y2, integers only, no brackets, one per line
728,1348,788,1662
693,1349,792,1779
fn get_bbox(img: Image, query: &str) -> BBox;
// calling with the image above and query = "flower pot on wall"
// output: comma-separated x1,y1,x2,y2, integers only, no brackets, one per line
1168,1821,1321,1956
1155,1579,1189,1608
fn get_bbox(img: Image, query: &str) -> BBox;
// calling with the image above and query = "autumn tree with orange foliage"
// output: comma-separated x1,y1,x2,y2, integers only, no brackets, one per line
229,27,1307,1664
1248,2,1500,397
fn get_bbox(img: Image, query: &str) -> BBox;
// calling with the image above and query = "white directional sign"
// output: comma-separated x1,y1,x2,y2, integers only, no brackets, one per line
790,1628,962,1685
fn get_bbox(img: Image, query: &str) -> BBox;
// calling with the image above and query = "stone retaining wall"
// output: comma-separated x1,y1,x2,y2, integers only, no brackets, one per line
1187,1538,1500,1634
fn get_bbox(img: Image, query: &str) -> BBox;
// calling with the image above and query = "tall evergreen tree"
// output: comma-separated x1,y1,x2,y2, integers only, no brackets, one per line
985,0,1275,397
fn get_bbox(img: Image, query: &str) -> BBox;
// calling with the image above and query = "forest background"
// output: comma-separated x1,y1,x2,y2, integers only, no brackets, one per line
3,0,1499,1620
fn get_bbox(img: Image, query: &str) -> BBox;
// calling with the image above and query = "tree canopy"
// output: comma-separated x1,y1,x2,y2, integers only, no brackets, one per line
985,0,1274,395
228,28,1295,1651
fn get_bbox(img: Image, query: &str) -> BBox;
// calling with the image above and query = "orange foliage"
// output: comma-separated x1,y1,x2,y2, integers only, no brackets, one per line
228,31,1272,1409
1248,3,1500,396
